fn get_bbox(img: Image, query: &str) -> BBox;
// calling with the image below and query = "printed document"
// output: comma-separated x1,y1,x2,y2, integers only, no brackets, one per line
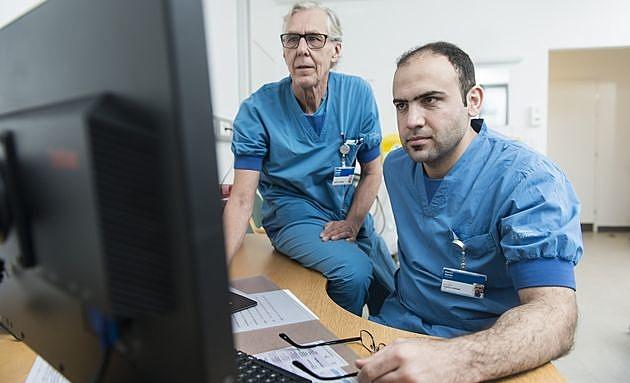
256,344,357,383
26,356,70,383
232,289,318,333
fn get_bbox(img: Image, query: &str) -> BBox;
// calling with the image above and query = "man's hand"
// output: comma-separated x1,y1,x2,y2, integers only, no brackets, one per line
320,219,361,241
356,287,577,382
322,157,382,242
355,338,462,383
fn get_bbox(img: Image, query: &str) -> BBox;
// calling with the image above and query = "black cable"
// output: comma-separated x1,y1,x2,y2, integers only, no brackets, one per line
0,320,23,342
380,202,386,234
91,344,112,383
0,259,23,342
219,165,233,186
369,194,386,235
0,257,5,284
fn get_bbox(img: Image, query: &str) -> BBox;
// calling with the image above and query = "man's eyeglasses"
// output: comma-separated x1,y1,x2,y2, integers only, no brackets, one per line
280,33,333,49
279,330,385,380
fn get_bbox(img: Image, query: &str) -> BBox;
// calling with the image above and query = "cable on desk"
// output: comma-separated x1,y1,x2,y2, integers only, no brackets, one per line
0,320,23,342
0,260,21,341
220,166,233,185
91,345,112,383
0,257,5,284
374,196,386,235
354,170,389,236
87,309,118,383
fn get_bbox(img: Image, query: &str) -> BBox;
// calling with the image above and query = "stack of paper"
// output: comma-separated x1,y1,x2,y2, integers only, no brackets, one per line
25,357,70,383
231,289,318,333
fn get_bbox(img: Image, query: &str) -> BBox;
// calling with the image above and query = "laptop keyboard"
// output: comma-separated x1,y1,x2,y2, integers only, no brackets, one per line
235,350,311,382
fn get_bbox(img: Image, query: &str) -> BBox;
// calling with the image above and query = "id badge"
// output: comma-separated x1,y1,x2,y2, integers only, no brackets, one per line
440,267,487,299
332,166,355,186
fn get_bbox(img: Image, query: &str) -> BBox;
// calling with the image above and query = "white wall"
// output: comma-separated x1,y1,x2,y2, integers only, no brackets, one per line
248,0,630,154
203,0,242,182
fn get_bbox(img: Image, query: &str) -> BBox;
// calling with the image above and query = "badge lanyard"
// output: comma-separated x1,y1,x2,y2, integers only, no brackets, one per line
451,236,467,270
339,133,351,167
332,133,362,186
440,230,487,299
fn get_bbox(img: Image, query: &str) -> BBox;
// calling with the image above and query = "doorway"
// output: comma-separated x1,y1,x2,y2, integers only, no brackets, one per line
548,47,630,230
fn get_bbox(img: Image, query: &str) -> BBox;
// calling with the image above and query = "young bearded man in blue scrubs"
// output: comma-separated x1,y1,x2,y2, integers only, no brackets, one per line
223,2,395,316
356,42,583,382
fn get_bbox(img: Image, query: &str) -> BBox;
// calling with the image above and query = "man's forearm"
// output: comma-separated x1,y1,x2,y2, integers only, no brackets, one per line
450,287,577,382
222,198,253,262
223,169,260,262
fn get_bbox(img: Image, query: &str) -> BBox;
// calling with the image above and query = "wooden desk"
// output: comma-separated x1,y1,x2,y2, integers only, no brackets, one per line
0,234,565,382
230,235,566,383
0,331,34,382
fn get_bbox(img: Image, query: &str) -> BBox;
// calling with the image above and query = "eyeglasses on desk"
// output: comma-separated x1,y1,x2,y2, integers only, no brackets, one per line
279,330,386,381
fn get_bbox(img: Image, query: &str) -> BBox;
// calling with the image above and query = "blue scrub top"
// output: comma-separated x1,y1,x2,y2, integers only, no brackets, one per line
375,119,583,337
231,72,382,235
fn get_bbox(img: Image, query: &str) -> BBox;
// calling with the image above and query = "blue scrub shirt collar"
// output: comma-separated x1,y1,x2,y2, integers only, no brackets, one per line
285,74,334,141
416,119,488,215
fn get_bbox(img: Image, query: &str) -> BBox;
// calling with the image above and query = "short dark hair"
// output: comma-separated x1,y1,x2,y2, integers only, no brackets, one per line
396,41,475,106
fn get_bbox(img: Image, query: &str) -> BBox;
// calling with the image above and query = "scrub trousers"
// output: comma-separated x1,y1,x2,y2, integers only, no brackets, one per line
269,216,396,316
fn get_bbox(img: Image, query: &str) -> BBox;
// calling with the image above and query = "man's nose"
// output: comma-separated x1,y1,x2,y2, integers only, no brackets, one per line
296,36,310,54
406,104,426,129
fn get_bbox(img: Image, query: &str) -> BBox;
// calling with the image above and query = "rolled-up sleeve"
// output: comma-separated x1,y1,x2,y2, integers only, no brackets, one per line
231,98,267,171
500,165,583,289
356,80,382,164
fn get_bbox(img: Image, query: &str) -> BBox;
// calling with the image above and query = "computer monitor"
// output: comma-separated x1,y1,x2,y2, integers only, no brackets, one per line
0,0,235,382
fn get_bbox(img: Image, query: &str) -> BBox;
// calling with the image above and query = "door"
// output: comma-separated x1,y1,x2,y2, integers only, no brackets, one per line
548,81,597,224
548,80,620,228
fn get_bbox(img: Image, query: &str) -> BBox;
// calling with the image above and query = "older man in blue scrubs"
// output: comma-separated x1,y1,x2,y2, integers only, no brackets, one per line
356,42,583,382
223,1,395,316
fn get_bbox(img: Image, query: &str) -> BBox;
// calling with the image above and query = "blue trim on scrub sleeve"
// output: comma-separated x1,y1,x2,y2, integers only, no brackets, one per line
234,155,263,171
508,257,576,290
357,145,380,164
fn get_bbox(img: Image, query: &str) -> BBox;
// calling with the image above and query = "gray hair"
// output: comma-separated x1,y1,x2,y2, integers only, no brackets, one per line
282,1,343,41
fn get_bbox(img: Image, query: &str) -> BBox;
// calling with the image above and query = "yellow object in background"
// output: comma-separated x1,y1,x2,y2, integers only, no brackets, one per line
381,133,401,159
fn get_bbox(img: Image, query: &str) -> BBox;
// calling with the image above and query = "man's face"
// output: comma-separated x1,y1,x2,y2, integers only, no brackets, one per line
283,9,340,90
392,53,472,165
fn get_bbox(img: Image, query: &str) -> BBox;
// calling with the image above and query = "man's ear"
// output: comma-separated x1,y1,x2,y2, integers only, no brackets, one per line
331,42,342,63
466,85,484,117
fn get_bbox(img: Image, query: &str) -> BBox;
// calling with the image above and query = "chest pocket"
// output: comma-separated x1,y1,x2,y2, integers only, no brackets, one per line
460,232,511,288
462,233,496,258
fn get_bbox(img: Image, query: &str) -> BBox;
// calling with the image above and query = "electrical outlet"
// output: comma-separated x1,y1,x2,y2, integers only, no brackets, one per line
214,117,233,141
219,120,232,139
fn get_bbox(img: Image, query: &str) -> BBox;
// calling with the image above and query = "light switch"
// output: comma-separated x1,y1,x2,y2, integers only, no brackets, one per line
529,106,542,127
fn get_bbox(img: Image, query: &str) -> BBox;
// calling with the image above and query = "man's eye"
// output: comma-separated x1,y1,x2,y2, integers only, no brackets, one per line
423,97,438,105
394,103,407,112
